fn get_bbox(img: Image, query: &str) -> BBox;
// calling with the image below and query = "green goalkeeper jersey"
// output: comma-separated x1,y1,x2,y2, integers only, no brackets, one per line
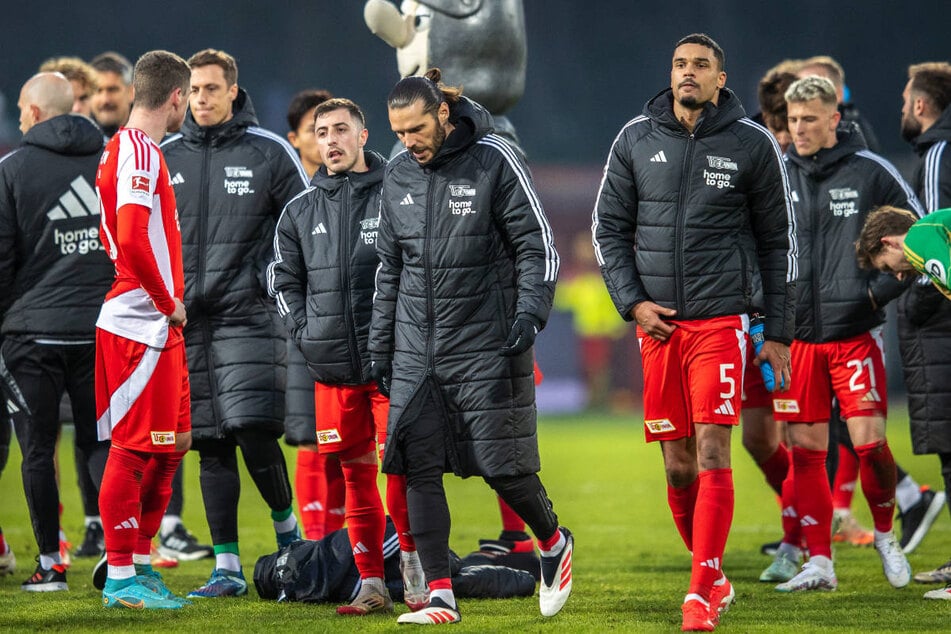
904,207,951,300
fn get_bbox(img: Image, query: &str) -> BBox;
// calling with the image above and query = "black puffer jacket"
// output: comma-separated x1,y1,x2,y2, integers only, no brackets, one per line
269,151,385,385
161,90,308,438
593,88,796,343
899,105,951,454
369,97,559,478
785,126,921,342
0,114,110,339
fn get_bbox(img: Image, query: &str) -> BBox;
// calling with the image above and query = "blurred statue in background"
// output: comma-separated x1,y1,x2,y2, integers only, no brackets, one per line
364,0,526,152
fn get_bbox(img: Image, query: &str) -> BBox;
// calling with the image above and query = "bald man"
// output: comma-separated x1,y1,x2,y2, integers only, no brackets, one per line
1,72,112,592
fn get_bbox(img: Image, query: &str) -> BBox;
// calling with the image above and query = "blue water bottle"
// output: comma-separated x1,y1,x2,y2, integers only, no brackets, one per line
749,314,777,392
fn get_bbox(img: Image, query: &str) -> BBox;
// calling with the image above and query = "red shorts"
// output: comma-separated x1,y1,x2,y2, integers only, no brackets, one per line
742,340,773,409
95,329,191,453
314,382,389,458
637,315,747,442
772,330,887,423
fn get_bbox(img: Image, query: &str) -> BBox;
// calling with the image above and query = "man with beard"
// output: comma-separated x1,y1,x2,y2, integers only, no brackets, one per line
893,61,951,599
593,33,796,631
372,68,571,625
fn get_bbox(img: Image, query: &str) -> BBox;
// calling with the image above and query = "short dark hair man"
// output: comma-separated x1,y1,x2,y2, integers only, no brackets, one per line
160,48,309,598
90,52,134,139
270,97,424,616
892,62,951,596
371,68,571,625
285,88,333,179
1,71,111,593
858,205,951,299
765,75,922,593
94,49,192,609
592,33,796,631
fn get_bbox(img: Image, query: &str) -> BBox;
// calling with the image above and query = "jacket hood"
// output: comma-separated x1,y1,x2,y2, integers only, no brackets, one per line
180,87,259,146
312,150,386,192
786,123,867,178
913,103,951,153
645,87,746,137
22,114,104,156
428,96,494,168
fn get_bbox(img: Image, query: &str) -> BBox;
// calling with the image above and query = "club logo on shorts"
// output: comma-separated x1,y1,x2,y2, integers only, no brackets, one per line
772,399,800,413
645,418,675,433
150,431,176,445
316,428,342,444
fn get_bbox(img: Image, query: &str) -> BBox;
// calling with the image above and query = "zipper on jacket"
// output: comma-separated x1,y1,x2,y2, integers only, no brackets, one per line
425,172,436,368
338,178,362,381
809,176,823,337
197,143,210,303
675,133,696,312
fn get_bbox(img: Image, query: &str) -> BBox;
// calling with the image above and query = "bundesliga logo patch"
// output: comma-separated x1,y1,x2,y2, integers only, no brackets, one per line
131,175,151,193
316,428,342,444
150,431,175,445
645,419,675,433
773,399,800,413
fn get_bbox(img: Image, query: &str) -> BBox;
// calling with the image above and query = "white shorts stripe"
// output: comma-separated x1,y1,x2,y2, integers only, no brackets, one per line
96,346,162,441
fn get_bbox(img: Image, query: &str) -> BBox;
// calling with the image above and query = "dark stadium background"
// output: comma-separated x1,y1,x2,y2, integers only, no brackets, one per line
2,0,947,410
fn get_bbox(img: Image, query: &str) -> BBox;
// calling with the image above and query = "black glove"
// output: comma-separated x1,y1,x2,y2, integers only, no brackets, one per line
499,315,539,357
370,359,392,397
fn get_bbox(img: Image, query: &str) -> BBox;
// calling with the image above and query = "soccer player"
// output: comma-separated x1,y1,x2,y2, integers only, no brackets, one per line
372,68,572,625
766,76,919,592
1,71,111,592
94,49,192,609
592,33,796,631
270,97,425,615
890,62,951,598
161,49,308,598
282,88,347,541
86,50,210,564
858,206,951,298
286,89,333,180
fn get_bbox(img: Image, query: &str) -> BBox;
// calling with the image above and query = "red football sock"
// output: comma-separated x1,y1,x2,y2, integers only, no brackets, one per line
429,577,452,591
832,445,859,509
385,474,415,551
99,445,148,567
324,455,346,535
497,496,527,534
780,461,801,547
759,444,790,496
688,468,734,603
667,477,699,552
792,446,832,558
136,451,184,556
0,529,8,554
295,448,325,540
341,460,386,579
855,440,897,533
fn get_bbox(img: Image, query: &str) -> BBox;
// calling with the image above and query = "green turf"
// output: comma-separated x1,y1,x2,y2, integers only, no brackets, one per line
0,409,949,632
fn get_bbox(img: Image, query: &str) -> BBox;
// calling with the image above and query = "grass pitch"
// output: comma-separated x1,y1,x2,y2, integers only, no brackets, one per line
0,410,949,632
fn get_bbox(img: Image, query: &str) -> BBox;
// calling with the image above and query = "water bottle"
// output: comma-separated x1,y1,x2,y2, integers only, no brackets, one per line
749,314,777,391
